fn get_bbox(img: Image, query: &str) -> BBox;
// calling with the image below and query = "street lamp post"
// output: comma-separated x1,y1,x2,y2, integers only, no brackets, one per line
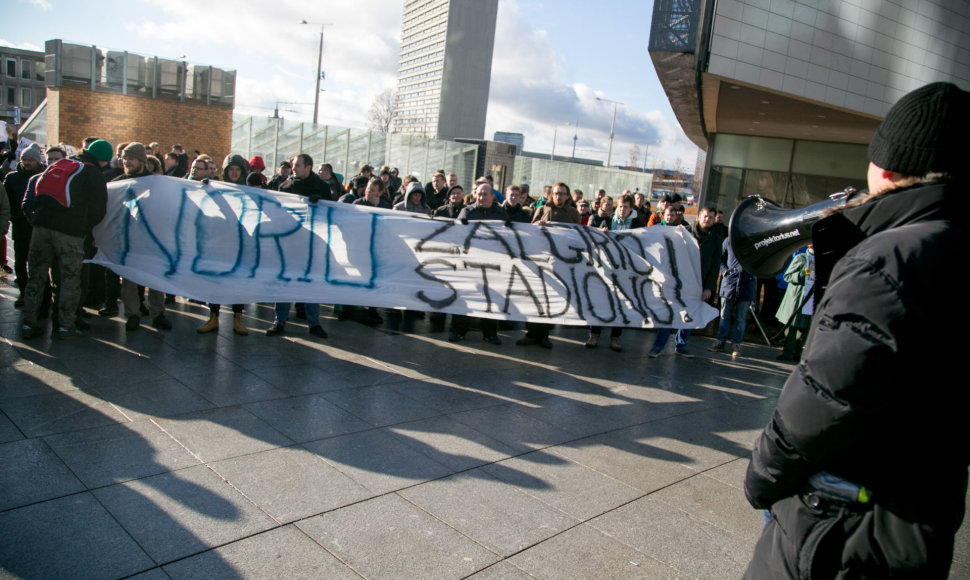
551,122,570,161
596,97,623,167
301,20,329,125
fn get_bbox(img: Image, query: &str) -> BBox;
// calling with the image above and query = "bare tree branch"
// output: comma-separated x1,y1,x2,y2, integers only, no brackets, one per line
368,89,397,134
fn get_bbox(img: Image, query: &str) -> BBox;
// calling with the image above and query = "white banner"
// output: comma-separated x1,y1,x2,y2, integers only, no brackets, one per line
91,176,717,329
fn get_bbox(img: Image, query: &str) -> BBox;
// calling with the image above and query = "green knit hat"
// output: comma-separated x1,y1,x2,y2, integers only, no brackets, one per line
84,139,114,162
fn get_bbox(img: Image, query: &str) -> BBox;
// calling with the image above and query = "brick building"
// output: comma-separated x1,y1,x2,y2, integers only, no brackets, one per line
41,40,234,160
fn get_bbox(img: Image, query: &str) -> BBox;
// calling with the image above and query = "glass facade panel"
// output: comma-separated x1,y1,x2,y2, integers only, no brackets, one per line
791,141,868,179
710,134,793,171
706,134,869,213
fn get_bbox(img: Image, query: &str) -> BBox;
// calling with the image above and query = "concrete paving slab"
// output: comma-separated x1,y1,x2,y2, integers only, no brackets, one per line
243,393,372,443
0,438,85,510
209,446,372,524
42,420,202,489
303,428,454,494
505,522,686,579
249,363,357,395
449,403,578,453
400,469,580,556
175,368,289,407
388,415,520,472
0,388,131,437
92,464,279,564
0,492,154,579
297,494,500,579
321,383,443,427
163,525,360,579
0,411,23,444
93,376,217,420
153,406,293,463
589,495,756,579
0,360,82,400
480,450,642,521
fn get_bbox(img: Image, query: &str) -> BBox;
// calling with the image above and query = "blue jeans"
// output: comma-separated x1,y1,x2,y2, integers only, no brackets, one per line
653,328,690,351
275,302,319,326
716,298,750,344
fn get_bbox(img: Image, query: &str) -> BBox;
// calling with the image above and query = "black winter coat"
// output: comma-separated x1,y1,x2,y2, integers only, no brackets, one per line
744,181,967,578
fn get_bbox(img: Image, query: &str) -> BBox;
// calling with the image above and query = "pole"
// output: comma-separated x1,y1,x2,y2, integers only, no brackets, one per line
606,102,617,168
551,125,558,161
572,121,578,159
313,28,323,125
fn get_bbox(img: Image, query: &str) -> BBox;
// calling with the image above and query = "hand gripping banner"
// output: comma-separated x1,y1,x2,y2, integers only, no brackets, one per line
90,176,717,329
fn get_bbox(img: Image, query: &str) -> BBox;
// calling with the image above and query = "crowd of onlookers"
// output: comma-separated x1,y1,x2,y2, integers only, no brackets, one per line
5,129,766,358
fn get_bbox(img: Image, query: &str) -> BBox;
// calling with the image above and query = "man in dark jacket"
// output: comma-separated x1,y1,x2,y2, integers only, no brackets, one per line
449,181,508,345
744,82,968,578
4,143,44,304
266,153,329,339
21,140,111,339
709,227,754,356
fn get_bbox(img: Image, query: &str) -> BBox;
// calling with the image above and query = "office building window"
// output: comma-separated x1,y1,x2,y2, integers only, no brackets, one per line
5,59,15,77
21,88,32,108
6,86,14,105
21,60,31,80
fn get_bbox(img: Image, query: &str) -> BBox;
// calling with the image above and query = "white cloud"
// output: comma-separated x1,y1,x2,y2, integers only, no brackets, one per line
485,0,698,171
127,0,403,126
0,38,43,51
24,0,52,10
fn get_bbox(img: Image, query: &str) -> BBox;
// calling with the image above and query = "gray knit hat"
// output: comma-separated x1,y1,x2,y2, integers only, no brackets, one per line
20,143,43,164
868,82,970,177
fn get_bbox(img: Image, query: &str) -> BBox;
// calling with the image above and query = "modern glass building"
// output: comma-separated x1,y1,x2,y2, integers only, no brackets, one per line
649,0,969,211
394,0,498,141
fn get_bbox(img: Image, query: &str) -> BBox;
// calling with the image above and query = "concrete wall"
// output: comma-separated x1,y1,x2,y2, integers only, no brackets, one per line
436,0,498,141
707,0,970,117
46,85,233,160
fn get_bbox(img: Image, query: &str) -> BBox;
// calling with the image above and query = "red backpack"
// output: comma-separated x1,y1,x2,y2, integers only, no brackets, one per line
35,158,85,207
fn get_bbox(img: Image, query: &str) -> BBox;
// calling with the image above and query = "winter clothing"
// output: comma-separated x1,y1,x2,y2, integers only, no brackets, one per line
744,180,966,578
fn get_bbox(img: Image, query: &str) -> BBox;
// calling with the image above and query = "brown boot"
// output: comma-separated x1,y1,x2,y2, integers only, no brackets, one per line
233,312,248,335
197,313,219,334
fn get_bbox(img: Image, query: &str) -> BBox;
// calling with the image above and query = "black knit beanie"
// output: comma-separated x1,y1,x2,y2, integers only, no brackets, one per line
868,82,969,177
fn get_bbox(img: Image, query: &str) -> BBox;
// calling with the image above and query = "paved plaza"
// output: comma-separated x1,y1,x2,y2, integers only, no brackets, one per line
1,271,967,579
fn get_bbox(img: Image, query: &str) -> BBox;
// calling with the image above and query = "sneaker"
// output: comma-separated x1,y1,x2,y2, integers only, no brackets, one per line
57,327,87,339
585,334,599,349
308,325,328,339
609,338,622,352
675,348,695,358
99,306,118,318
152,314,172,330
483,335,502,345
21,323,44,339
732,343,742,357
448,332,465,343
266,323,285,336
648,348,662,358
125,315,141,331
539,338,553,349
516,336,538,346
708,341,725,352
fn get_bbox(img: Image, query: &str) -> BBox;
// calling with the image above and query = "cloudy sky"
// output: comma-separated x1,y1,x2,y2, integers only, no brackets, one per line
5,0,701,171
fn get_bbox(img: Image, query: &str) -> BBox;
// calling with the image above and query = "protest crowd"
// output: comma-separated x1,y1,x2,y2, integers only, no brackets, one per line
2,125,784,361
